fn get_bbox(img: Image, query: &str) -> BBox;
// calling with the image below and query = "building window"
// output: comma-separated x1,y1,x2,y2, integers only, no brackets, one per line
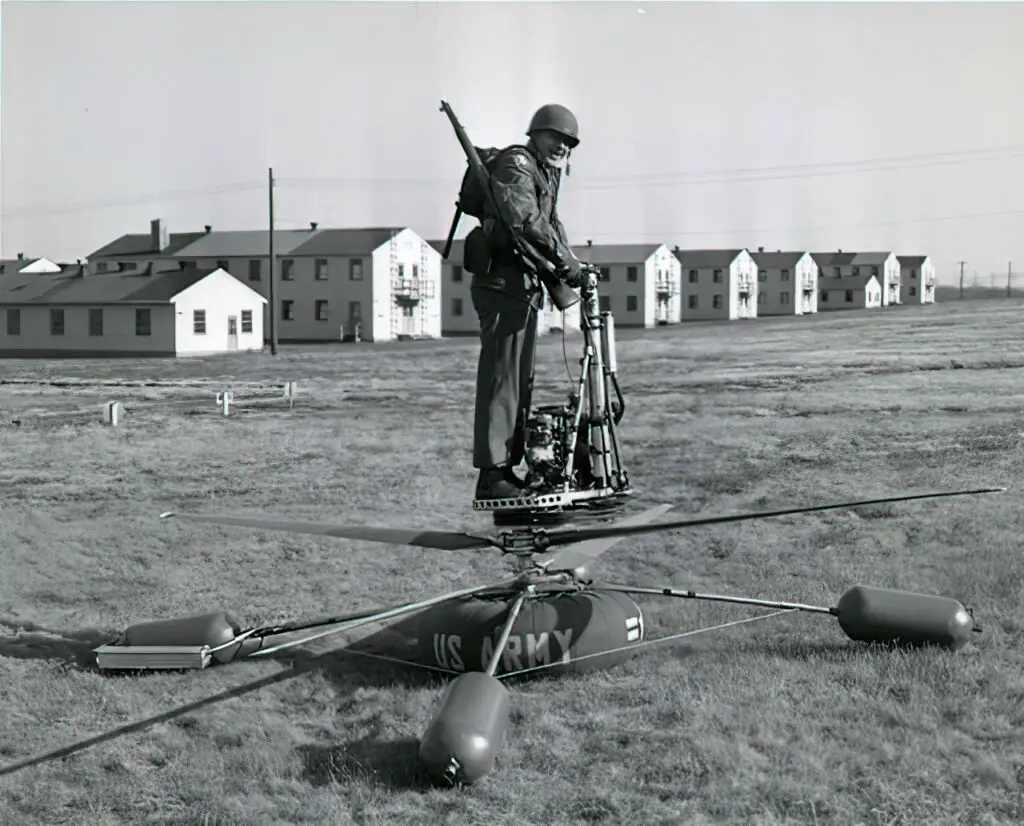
349,301,362,321
758,291,766,303
316,300,329,320
453,297,464,316
780,292,790,304
713,295,722,309
713,269,722,283
413,264,420,279
247,260,260,281
281,260,294,280
397,263,405,278
350,259,363,280
241,310,252,333
599,296,611,312
781,269,790,281
911,269,918,279
282,300,294,321
89,308,103,336
627,266,637,282
136,308,151,336
910,286,917,297
452,265,463,283
688,270,698,283
315,259,328,280
627,295,638,312
834,267,841,277
845,290,854,303
758,270,767,282
97,262,110,273
194,310,206,334
599,267,610,282
6,308,20,335
820,290,829,302
688,295,698,309
872,266,879,277
216,260,230,271
852,266,860,276
50,309,64,335
122,262,137,271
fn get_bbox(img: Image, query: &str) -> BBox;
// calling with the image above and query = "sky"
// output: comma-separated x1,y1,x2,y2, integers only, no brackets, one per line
2,0,1023,284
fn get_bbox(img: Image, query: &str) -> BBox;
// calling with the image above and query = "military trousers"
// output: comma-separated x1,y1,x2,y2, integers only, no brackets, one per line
471,282,542,469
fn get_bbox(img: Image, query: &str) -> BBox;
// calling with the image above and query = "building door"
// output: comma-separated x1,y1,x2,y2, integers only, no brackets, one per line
227,315,238,351
348,301,362,340
656,295,668,324
401,305,416,336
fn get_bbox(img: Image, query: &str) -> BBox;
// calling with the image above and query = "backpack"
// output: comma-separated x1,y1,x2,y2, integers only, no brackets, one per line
457,144,530,219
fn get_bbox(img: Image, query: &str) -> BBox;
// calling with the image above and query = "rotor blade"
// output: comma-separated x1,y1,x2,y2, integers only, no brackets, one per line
159,512,494,551
538,503,675,573
248,577,520,658
537,487,1007,549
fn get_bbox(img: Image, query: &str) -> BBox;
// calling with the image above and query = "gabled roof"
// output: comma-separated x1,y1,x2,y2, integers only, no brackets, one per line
426,239,465,264
173,230,316,258
820,273,878,291
749,251,806,268
87,232,207,259
0,266,237,305
673,249,745,268
284,227,410,258
0,258,36,273
851,252,893,266
571,243,662,265
0,272,77,302
897,255,928,266
812,251,860,267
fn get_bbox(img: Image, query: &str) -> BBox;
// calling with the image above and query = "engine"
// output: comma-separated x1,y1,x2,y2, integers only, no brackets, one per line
523,399,593,493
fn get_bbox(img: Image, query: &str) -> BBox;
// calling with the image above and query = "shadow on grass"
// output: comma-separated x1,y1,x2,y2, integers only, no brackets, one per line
0,622,114,668
0,626,449,782
298,736,432,791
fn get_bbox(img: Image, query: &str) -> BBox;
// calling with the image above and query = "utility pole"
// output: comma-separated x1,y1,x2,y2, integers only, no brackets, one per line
957,260,966,300
268,167,278,355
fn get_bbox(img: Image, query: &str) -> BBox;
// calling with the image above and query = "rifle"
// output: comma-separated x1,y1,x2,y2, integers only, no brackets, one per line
439,100,581,312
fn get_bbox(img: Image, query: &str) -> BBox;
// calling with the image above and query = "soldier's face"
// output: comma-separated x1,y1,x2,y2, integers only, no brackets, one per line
533,130,572,169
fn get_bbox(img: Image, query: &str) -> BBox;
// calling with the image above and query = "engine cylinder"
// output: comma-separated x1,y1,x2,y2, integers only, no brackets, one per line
122,611,241,664
418,671,511,786
836,585,976,650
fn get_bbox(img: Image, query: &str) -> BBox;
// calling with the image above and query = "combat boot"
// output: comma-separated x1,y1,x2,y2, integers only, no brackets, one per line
475,467,524,500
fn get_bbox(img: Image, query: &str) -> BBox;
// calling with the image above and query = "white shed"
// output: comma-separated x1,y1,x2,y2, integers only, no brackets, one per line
0,265,265,358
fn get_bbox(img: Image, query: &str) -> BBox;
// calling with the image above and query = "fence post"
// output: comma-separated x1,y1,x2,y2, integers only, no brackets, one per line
103,400,123,427
283,380,297,409
216,390,233,416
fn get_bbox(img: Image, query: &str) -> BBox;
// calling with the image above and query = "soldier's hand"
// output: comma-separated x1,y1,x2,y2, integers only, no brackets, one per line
559,260,584,288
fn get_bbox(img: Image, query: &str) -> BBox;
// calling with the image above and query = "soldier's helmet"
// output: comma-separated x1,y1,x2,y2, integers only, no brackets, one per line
527,104,580,148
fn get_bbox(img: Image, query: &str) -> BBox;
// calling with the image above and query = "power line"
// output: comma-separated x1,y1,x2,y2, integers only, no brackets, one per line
3,142,1023,219
555,208,1024,241
0,181,265,219
275,143,1024,191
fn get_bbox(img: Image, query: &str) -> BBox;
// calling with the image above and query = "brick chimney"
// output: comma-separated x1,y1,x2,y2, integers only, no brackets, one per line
204,225,212,234
310,222,318,231
151,218,169,251
17,252,24,260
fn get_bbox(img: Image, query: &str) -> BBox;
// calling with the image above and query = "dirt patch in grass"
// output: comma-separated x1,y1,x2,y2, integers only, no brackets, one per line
1,302,1023,824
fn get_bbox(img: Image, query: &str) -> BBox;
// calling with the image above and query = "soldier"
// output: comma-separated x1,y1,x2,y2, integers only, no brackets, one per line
471,103,587,501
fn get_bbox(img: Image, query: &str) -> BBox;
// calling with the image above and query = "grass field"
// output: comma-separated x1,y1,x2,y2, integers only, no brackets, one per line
1,300,1022,825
